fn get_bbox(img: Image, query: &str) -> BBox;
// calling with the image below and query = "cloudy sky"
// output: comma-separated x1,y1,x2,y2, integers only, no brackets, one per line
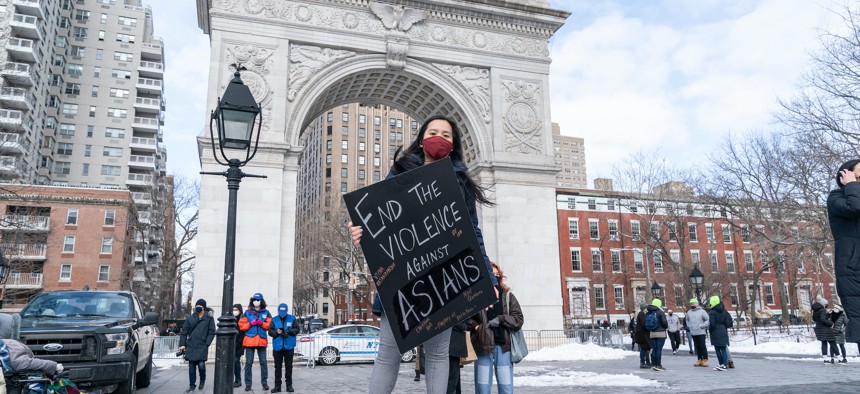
151,0,839,185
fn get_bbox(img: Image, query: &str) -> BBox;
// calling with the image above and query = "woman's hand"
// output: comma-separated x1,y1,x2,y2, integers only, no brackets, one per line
348,222,363,246
841,169,857,185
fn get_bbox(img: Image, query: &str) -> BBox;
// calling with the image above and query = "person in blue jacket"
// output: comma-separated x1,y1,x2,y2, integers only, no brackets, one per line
267,303,299,393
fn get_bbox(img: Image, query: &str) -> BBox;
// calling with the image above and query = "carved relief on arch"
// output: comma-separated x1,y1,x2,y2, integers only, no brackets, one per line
501,78,543,154
287,44,356,102
432,63,491,124
222,44,276,132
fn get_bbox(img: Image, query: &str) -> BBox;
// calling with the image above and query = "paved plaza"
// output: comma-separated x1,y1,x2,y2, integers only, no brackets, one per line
141,351,860,393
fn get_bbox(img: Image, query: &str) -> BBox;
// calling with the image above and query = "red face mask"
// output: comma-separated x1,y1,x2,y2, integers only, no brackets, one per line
422,136,453,161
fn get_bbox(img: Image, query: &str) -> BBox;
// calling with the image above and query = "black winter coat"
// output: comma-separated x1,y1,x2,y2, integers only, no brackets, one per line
449,322,468,358
179,309,216,361
812,302,836,342
634,311,651,349
233,303,244,355
707,303,732,347
827,182,860,343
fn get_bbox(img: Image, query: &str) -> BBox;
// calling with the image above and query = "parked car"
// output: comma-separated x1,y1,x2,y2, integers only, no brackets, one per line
759,313,802,325
295,323,415,365
18,290,158,394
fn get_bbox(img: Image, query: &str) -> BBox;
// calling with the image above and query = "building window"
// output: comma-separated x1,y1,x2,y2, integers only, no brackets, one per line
670,250,680,266
633,250,643,272
101,165,121,176
631,221,641,241
359,142,365,151
98,30,105,41
340,168,347,178
586,249,601,273
570,249,581,272
764,284,775,305
341,182,347,192
75,9,90,21
588,219,599,240
675,285,684,309
358,156,365,165
359,170,366,180
710,251,719,272
93,67,101,78
342,112,349,122
341,154,348,164
568,219,579,239
668,222,677,241
741,225,750,243
89,106,96,117
325,154,332,164
60,264,72,281
744,251,754,272
82,163,89,175
726,252,736,273
111,69,131,79
730,285,739,306
63,236,76,253
72,26,88,38
688,223,698,242
55,162,71,175
341,126,348,136
98,265,110,282
594,286,606,310
59,124,76,136
611,250,621,272
359,115,366,124
614,286,624,310
608,220,618,240
341,140,348,149
607,199,615,211
653,252,663,273
117,16,137,26
62,103,78,115
374,116,381,126
373,157,380,167
66,208,79,225
102,147,122,157
761,251,771,272
91,86,99,97
722,224,731,243
109,88,129,98
116,33,135,43
96,49,103,60
105,128,125,138
374,143,381,153
106,108,127,118
57,143,73,155
587,199,597,210
100,13,107,24
66,64,83,77
373,171,381,181
100,237,113,254
691,250,701,266
705,223,715,242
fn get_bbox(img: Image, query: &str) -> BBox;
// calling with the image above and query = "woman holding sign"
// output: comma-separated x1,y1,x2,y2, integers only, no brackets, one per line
349,115,495,394
468,262,524,394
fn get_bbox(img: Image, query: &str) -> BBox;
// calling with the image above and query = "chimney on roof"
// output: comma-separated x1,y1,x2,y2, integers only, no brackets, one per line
594,178,613,191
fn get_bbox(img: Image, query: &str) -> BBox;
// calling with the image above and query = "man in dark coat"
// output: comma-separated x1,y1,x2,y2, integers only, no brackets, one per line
179,299,216,393
826,159,860,345
447,322,467,394
232,303,244,388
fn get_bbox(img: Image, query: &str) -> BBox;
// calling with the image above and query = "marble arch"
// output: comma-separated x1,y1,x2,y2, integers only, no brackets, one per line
194,0,570,330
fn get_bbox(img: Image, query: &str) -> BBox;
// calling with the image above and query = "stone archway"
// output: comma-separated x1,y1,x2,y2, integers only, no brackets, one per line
194,0,570,330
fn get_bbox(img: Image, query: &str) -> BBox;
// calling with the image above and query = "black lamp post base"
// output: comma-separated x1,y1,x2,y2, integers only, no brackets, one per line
213,314,238,394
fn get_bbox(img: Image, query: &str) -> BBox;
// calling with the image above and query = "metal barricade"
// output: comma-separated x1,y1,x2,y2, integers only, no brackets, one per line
570,329,625,349
152,336,182,359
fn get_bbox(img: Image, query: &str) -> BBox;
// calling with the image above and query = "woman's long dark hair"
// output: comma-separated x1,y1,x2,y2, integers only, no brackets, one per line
835,159,860,189
391,115,493,205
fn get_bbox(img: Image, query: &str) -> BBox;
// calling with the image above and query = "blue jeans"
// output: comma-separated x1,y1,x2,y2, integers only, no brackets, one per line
188,360,205,387
639,347,650,365
715,346,728,366
244,347,268,386
650,337,666,367
233,354,242,383
475,344,513,394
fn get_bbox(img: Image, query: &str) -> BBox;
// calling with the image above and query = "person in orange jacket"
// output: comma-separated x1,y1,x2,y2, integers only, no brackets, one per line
238,292,272,392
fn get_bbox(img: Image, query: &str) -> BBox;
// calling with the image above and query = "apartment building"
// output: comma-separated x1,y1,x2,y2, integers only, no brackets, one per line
0,184,136,310
556,185,837,329
295,103,416,325
551,122,586,189
0,0,168,305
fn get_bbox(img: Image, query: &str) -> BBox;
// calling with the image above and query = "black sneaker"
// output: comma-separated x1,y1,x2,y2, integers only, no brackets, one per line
286,386,294,393
234,381,242,388
839,359,848,364
198,381,205,390
271,386,282,393
652,365,666,371
640,363,649,369
714,365,726,371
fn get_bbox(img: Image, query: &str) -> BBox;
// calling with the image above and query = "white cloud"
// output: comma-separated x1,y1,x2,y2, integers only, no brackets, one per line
549,0,838,183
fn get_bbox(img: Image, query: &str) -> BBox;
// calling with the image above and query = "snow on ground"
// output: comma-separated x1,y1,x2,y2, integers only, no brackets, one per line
154,358,185,368
765,356,860,362
525,343,633,362
730,336,860,356
515,366,663,388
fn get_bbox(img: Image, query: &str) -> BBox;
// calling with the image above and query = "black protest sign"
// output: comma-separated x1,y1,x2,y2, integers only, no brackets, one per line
343,157,496,353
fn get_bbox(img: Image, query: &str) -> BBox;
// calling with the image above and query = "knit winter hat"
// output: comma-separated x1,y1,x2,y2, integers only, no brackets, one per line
689,298,699,305
709,295,720,307
639,304,648,311
652,299,663,308
195,299,207,309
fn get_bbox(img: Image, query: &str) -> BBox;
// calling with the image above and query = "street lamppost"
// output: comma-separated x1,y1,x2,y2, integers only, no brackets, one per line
650,281,663,303
201,69,267,394
689,266,704,303
324,254,370,322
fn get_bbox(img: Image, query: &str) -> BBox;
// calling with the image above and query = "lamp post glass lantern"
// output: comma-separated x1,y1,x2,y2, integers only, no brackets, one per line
203,68,267,394
689,266,704,302
650,281,663,301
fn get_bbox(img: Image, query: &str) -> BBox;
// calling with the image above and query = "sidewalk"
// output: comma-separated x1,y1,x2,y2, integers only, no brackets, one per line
141,351,860,393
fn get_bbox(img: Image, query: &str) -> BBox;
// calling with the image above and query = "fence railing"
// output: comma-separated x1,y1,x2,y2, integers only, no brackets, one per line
153,336,182,359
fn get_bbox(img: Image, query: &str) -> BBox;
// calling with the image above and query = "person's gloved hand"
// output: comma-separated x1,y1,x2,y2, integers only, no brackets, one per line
56,363,64,374
251,319,262,326
487,317,500,328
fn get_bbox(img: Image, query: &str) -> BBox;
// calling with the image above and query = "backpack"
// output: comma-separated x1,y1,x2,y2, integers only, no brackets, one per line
644,310,659,331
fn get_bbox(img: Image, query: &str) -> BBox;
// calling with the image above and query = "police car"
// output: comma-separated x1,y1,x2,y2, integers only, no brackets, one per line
295,323,416,365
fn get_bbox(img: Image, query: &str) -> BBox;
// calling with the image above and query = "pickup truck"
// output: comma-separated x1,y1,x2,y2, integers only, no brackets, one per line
18,290,158,393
